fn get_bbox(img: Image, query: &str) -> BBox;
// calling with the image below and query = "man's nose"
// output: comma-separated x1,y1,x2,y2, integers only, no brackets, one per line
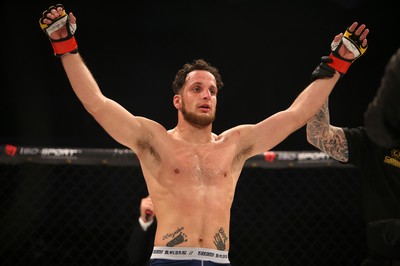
202,89,212,99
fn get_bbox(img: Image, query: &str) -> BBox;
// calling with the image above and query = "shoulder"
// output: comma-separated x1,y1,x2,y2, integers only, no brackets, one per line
137,116,167,131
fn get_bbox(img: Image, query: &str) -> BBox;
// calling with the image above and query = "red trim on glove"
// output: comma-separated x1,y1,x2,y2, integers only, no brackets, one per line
51,37,78,56
327,54,351,74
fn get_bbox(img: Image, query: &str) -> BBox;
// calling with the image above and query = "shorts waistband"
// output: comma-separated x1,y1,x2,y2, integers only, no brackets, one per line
151,246,230,264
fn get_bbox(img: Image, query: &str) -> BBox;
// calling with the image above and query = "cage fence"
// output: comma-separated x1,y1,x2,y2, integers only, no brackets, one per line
0,145,366,266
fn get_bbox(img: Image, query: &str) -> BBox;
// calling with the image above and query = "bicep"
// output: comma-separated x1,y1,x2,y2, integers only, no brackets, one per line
235,111,300,156
89,98,148,149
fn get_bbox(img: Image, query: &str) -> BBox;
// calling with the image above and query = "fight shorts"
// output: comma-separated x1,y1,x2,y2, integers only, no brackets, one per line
150,246,231,265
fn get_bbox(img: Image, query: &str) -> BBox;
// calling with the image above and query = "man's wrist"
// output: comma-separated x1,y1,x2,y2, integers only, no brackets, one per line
51,37,78,57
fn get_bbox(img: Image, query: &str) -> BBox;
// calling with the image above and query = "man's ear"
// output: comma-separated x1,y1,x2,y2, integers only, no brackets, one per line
173,95,181,109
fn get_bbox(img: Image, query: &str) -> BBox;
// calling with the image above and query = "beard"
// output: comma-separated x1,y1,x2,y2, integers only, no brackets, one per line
181,100,215,127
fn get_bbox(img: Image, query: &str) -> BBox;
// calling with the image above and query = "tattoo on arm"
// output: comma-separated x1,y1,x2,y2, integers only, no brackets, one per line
306,101,349,162
213,227,229,251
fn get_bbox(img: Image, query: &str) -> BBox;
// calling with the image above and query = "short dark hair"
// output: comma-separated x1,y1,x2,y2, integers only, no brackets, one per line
172,59,224,94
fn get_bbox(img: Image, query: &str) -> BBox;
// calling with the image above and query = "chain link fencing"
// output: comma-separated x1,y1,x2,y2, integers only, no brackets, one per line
0,145,365,266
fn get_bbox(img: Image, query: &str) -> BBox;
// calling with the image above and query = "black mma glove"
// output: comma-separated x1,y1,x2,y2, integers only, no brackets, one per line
311,56,335,81
39,4,78,57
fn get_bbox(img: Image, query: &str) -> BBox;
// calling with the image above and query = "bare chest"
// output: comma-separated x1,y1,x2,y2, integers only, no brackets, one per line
165,146,234,186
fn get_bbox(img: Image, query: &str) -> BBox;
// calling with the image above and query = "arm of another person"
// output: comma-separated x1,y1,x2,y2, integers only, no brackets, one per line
127,219,156,266
306,100,349,162
127,196,156,266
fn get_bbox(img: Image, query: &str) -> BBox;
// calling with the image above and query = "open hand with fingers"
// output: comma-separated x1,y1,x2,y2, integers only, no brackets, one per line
39,4,78,57
328,22,369,74
311,21,369,81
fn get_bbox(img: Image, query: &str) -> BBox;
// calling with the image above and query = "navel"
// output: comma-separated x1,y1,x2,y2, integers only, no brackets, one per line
174,168,180,174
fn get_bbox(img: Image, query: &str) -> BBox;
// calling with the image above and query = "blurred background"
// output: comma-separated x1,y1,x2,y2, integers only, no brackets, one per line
1,0,399,150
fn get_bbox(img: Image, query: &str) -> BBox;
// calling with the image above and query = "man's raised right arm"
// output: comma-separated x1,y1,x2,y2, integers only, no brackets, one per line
39,4,148,149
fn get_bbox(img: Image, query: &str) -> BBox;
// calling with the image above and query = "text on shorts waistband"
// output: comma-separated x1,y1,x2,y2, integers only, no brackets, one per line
150,246,230,264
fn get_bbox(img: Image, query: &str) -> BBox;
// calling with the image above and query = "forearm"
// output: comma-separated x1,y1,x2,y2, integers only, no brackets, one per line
60,53,142,149
289,73,340,128
249,75,341,154
306,101,331,147
306,100,349,162
61,53,106,114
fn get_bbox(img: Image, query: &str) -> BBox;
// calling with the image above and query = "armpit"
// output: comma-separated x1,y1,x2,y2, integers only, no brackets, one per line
136,138,161,163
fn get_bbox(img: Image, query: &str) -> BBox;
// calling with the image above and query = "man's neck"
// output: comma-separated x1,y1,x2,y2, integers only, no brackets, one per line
170,123,214,144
